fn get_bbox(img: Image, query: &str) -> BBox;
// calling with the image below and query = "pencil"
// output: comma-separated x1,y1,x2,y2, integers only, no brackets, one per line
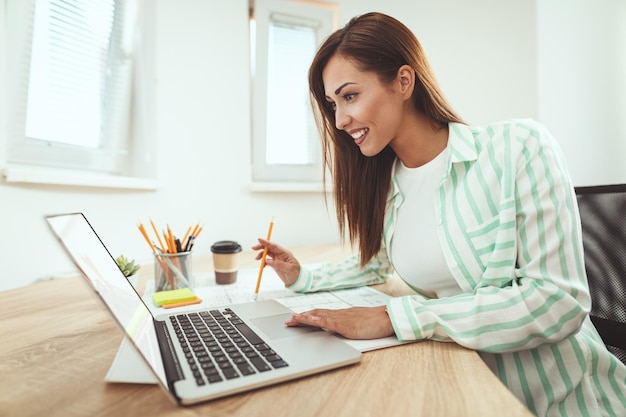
139,223,173,289
180,226,192,251
138,223,156,253
167,226,176,253
150,219,166,252
254,217,274,300
190,223,201,238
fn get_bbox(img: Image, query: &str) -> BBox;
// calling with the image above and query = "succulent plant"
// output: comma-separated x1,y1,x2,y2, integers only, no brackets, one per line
116,254,141,278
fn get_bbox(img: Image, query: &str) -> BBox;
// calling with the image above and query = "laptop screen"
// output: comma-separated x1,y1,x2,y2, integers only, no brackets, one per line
46,213,168,387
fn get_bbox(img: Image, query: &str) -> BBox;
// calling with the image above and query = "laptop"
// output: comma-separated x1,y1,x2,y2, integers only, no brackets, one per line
45,212,361,405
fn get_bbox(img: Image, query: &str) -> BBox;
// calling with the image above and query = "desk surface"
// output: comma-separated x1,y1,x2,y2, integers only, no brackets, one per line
0,244,533,417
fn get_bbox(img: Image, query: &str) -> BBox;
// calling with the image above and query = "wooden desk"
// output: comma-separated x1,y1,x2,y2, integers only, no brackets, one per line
0,244,533,417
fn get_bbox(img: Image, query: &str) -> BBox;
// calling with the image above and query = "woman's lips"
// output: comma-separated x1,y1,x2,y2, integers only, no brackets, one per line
350,128,369,145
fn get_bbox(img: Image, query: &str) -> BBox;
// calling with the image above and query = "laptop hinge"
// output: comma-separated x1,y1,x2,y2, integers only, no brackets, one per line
155,318,184,398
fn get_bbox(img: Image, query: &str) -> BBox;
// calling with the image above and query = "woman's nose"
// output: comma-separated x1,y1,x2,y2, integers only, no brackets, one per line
334,107,350,131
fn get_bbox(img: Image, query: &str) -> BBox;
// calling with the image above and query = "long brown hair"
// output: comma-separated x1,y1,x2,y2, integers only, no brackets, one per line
309,12,463,266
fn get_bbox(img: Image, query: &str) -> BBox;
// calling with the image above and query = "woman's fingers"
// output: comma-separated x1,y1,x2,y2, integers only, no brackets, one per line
285,306,394,340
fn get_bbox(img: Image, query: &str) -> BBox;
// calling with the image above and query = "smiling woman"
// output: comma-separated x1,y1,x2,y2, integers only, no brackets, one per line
252,11,626,417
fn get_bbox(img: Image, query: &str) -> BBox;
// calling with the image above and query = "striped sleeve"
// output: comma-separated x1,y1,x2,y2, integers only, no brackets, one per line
387,120,591,353
288,250,393,293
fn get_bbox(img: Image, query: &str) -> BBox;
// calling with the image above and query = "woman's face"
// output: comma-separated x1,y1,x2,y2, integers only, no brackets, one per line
322,55,409,157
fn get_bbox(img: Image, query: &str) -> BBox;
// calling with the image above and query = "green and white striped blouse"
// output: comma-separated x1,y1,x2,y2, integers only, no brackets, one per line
289,120,626,417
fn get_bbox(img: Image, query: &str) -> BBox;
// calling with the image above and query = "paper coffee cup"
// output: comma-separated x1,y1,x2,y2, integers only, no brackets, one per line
210,240,242,284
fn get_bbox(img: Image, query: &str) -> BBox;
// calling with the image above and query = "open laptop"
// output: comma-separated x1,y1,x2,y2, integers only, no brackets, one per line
45,212,361,405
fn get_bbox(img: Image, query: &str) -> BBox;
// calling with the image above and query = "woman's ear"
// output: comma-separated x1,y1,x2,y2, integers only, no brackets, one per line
397,64,415,98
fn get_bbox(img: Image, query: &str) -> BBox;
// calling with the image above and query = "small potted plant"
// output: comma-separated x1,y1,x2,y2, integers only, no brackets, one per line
116,254,141,285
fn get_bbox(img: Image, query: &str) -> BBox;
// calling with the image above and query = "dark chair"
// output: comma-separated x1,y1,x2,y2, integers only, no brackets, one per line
575,184,626,364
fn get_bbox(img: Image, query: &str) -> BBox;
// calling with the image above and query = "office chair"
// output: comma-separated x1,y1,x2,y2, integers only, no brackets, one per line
575,184,626,365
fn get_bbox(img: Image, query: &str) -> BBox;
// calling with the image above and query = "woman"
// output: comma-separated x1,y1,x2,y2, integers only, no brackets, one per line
253,12,626,417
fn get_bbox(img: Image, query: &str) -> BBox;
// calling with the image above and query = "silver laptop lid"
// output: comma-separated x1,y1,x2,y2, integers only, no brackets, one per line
45,213,171,393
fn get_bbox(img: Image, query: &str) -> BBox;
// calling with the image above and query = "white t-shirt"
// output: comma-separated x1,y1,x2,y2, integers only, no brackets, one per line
390,147,462,298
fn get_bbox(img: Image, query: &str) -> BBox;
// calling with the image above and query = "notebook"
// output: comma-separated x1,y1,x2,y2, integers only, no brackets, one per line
45,212,361,405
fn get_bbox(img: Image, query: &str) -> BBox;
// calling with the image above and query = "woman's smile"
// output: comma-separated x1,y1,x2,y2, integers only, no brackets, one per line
349,127,369,145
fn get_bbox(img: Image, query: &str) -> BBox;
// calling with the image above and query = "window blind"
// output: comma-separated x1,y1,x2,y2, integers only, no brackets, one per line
26,0,116,146
265,17,318,165
251,0,334,185
7,0,135,174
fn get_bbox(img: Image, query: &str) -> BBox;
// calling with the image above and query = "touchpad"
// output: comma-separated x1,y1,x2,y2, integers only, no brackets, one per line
251,313,321,340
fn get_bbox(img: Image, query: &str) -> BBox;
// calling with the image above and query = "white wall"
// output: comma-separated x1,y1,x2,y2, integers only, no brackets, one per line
0,0,624,291
338,0,538,125
537,0,626,186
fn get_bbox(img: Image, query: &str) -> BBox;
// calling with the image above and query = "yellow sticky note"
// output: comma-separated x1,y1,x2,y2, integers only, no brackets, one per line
152,288,197,307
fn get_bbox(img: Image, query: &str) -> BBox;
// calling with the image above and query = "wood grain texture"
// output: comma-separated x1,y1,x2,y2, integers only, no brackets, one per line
0,244,532,417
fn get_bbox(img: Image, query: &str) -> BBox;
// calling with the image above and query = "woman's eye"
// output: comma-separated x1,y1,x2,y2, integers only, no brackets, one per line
326,92,355,112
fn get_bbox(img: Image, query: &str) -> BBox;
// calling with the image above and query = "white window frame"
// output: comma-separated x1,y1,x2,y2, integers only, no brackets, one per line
2,0,157,190
251,0,335,191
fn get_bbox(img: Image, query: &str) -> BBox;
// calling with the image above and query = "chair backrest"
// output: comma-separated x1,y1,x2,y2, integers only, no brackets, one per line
575,184,626,364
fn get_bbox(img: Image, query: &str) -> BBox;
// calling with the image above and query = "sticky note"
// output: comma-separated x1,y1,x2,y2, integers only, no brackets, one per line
152,288,197,307
161,297,203,309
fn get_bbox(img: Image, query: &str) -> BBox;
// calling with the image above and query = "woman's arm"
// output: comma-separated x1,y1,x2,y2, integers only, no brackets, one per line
253,239,394,292
388,121,591,352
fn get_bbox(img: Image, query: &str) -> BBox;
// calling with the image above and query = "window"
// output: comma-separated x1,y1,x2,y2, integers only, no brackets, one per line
251,0,335,189
4,0,156,188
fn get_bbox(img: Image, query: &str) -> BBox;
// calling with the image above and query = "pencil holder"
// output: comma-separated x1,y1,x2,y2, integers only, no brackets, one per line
154,251,193,291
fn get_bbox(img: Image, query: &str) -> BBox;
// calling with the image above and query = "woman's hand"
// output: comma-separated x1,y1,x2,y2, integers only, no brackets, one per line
285,305,395,340
252,239,301,287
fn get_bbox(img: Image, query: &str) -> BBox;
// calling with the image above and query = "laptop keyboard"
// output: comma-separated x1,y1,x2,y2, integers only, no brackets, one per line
170,308,289,386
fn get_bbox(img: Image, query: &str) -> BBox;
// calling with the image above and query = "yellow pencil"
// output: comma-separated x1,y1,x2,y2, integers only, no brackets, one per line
139,223,172,288
254,218,274,300
180,226,192,250
167,226,176,253
190,223,201,237
150,219,166,252
138,223,156,253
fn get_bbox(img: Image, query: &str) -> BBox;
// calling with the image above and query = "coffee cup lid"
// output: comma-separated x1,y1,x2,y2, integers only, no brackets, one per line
211,240,242,254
